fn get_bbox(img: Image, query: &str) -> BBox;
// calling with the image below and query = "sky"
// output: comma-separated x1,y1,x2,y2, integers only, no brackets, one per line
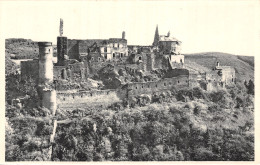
0,1,259,56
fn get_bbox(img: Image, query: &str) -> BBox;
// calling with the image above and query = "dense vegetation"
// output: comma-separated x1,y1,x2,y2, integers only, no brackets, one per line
5,51,254,161
6,75,254,161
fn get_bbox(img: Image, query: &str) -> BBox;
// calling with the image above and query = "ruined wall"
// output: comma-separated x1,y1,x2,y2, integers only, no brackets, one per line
170,54,184,63
56,89,120,108
146,53,154,71
53,66,66,80
124,75,189,98
42,89,57,115
67,40,80,61
221,68,236,85
20,59,39,80
159,41,181,55
164,68,189,78
57,36,67,66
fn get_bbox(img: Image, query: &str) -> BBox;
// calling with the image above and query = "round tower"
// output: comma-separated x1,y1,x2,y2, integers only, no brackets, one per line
42,88,57,115
38,42,53,84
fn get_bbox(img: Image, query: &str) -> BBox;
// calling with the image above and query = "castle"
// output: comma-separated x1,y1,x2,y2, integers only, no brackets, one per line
19,19,235,113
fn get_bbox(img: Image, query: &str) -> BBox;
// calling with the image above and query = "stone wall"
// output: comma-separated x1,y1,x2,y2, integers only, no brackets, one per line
170,54,184,64
57,36,67,66
67,40,80,61
122,75,189,98
56,89,120,108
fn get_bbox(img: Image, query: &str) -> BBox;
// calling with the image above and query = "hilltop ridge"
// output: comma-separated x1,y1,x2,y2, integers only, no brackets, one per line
185,52,254,82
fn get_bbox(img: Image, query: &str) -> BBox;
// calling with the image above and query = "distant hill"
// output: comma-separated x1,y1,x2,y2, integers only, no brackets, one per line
5,38,57,59
185,52,254,82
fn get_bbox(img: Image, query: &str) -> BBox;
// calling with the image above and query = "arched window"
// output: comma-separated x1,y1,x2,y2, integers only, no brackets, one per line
139,56,142,60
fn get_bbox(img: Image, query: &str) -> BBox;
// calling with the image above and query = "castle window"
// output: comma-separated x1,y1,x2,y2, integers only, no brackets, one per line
120,53,123,57
178,80,179,83
104,47,107,52
49,49,50,52
155,84,157,88
142,85,143,88
139,56,142,60
113,53,115,58
98,57,101,61
164,83,166,86
105,54,107,59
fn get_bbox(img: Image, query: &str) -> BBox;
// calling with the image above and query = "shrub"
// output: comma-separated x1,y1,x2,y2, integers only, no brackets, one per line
194,106,202,115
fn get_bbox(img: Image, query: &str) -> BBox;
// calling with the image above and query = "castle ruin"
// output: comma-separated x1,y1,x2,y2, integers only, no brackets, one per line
20,20,236,111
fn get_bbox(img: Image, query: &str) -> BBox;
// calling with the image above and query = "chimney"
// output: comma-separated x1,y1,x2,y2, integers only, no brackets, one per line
122,31,125,39
167,31,170,37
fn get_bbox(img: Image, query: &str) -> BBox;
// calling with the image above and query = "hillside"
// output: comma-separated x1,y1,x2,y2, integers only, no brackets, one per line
5,38,57,59
185,52,254,82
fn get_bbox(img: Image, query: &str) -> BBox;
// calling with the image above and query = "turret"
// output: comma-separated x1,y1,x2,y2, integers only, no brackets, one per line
167,31,170,37
153,25,159,46
38,42,53,84
122,31,125,39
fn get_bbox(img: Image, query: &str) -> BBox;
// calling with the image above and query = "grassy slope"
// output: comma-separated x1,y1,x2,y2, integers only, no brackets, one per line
184,52,254,82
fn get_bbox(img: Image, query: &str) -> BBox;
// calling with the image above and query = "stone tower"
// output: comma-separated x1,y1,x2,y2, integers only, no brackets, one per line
146,53,154,71
57,37,67,66
152,25,159,46
57,19,67,66
38,42,57,115
38,42,54,84
122,31,126,39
